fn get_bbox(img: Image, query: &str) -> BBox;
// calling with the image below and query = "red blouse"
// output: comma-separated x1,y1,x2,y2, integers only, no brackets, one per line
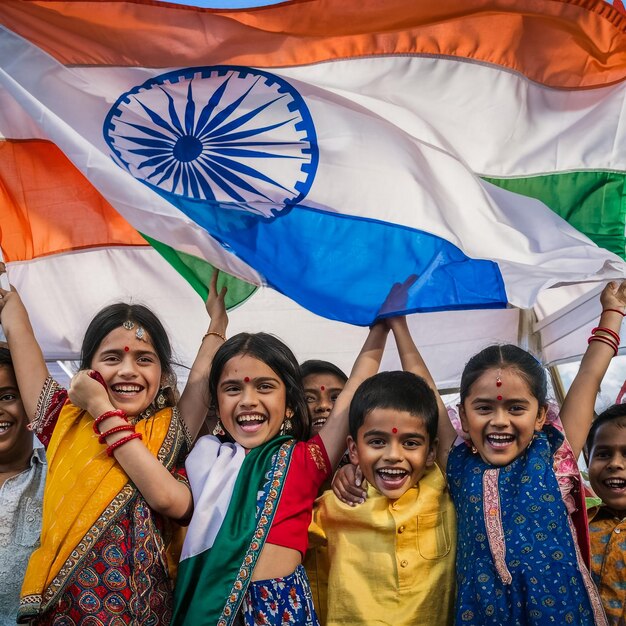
266,434,331,556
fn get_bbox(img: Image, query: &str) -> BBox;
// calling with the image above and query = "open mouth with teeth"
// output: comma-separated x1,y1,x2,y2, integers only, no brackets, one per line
376,467,409,489
0,420,15,435
236,414,268,433
603,478,626,491
312,417,327,429
486,433,516,449
111,384,144,396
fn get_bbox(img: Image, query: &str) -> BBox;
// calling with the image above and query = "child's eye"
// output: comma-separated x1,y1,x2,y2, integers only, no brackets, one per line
475,405,491,413
331,393,340,402
223,385,240,394
258,383,275,391
404,440,420,448
305,395,315,403
0,393,17,402
138,356,156,364
509,405,526,413
367,438,385,447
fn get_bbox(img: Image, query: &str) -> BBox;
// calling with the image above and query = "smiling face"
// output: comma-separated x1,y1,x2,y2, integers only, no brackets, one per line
303,372,345,435
216,353,289,449
0,365,33,466
459,367,546,466
588,418,626,516
347,407,436,500
90,326,163,418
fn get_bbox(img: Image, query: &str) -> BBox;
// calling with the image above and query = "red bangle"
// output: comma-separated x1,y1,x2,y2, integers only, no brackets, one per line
98,424,136,444
588,335,619,356
602,308,626,317
106,432,143,457
592,326,621,344
93,409,128,434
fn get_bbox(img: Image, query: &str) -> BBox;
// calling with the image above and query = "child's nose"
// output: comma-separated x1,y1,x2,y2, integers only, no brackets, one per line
607,454,626,470
239,385,258,406
490,409,510,426
384,441,404,461
315,397,332,412
118,358,138,377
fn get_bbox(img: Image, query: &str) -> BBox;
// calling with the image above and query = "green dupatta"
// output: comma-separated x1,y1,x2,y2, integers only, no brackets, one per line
172,435,294,626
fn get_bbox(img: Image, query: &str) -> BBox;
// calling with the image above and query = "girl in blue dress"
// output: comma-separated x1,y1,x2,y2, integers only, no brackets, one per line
447,281,626,625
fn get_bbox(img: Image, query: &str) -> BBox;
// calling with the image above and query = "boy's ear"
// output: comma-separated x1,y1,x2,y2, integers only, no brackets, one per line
347,435,359,465
458,403,470,433
426,437,438,467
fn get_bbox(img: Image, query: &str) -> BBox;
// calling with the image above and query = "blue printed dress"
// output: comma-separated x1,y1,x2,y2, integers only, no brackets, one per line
447,426,606,625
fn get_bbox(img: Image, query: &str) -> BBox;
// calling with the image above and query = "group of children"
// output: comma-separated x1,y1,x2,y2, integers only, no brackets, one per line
0,270,625,625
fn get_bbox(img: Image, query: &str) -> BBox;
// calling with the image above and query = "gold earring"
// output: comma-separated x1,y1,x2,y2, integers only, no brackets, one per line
281,409,293,435
213,418,225,437
156,388,167,408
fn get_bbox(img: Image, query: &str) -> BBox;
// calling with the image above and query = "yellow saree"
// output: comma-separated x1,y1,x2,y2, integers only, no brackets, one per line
20,396,187,622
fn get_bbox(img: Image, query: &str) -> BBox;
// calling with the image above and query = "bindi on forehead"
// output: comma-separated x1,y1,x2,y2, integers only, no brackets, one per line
244,376,250,383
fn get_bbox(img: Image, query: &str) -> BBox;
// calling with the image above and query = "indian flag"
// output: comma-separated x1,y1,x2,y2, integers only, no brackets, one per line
1,0,625,352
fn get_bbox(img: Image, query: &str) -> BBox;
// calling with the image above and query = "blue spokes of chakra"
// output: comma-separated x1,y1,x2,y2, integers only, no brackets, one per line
103,66,318,219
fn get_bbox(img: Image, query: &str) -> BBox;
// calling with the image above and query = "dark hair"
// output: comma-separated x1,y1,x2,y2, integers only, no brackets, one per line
300,360,348,384
0,346,13,370
349,371,438,441
460,344,548,407
79,303,175,404
209,332,310,441
587,403,626,452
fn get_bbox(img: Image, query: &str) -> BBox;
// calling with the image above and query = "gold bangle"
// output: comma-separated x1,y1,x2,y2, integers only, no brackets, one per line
203,330,226,342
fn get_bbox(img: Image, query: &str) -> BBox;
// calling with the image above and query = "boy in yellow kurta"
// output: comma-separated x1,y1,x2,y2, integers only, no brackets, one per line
309,366,456,626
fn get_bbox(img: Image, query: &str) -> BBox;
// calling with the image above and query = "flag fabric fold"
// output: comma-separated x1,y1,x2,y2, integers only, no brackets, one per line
1,0,625,328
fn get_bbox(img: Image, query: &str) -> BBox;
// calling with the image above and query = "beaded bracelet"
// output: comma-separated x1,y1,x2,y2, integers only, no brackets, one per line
203,330,227,342
602,308,626,317
106,432,143,457
588,335,619,356
98,423,136,444
93,409,128,434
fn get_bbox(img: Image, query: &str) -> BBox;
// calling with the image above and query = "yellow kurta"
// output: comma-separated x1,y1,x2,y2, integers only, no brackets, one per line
308,463,456,626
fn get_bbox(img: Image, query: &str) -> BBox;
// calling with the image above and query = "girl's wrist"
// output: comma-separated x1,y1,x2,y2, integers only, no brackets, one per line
96,416,130,434
208,319,228,333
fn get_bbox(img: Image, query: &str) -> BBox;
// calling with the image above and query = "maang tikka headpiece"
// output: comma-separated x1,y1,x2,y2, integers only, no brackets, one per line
496,368,502,387
122,319,147,342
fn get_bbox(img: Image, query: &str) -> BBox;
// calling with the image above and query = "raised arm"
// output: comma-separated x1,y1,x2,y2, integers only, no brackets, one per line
560,280,626,458
0,282,50,420
319,322,389,468
388,316,456,468
69,371,193,521
178,271,228,442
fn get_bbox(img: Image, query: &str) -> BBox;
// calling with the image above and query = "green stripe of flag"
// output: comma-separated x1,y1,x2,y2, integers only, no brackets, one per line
142,233,257,307
484,172,626,260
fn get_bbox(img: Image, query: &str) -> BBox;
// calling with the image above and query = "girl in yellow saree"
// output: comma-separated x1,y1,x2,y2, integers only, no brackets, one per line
0,277,226,626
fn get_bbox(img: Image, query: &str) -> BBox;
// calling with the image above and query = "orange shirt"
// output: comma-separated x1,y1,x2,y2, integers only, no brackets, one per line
589,506,626,625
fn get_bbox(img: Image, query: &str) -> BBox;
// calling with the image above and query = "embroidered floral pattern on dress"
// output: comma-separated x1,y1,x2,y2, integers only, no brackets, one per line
34,499,174,626
306,443,327,473
242,565,319,626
